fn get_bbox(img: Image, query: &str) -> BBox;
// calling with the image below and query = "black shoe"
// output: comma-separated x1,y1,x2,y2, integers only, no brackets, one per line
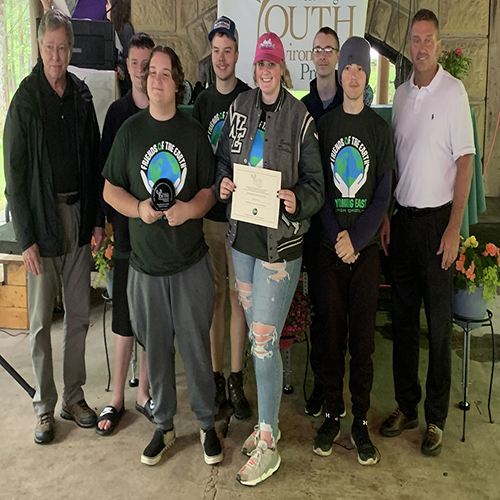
313,413,341,456
200,427,223,464
214,372,227,409
305,384,324,417
141,427,175,466
228,371,252,420
351,419,380,465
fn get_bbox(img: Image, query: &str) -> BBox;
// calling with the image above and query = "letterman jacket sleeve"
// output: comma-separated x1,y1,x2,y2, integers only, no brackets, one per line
287,113,324,221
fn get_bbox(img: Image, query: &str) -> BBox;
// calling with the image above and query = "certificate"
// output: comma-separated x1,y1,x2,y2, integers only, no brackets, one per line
231,163,282,229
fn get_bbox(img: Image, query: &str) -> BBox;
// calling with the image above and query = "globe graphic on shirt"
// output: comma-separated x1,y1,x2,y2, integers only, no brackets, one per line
335,146,364,188
147,151,181,193
250,129,265,167
210,121,224,151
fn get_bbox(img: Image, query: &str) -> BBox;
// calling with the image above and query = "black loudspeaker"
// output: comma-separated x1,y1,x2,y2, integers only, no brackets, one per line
37,18,116,70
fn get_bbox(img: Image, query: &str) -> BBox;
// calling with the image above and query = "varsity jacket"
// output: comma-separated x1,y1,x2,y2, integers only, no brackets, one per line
4,61,102,257
215,87,324,263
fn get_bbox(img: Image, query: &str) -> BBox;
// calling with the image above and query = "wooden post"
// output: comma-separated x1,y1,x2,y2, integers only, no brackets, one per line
375,53,390,105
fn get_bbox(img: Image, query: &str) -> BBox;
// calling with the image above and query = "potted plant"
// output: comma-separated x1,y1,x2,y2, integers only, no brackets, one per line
280,287,313,350
92,233,114,295
454,235,500,323
439,46,472,80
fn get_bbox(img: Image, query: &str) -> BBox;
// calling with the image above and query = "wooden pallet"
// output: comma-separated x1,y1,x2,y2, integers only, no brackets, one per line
0,254,29,329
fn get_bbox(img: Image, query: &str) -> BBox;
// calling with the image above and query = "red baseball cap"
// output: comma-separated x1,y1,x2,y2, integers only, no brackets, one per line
253,32,285,65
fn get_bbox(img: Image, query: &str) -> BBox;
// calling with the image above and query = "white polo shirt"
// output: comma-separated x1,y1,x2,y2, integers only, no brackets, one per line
392,64,475,208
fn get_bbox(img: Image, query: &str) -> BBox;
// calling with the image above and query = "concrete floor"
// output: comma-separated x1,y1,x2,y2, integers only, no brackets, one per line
1,279,499,500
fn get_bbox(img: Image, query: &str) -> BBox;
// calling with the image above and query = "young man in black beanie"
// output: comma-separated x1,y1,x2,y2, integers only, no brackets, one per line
311,36,394,465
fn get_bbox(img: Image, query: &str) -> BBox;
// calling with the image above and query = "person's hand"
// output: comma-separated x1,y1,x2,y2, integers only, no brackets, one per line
116,66,125,81
40,0,52,12
92,226,106,252
164,201,189,226
22,243,42,276
278,189,296,214
220,177,235,200
380,213,391,257
138,199,164,224
335,230,356,263
437,224,460,270
343,252,359,265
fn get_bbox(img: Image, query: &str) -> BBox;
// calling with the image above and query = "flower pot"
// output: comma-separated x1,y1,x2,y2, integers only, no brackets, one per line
453,285,487,330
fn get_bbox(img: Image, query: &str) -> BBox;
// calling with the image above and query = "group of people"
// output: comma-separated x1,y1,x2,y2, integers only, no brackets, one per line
3,4,474,488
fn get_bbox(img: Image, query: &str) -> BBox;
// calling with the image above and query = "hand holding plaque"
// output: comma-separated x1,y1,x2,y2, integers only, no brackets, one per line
151,178,176,211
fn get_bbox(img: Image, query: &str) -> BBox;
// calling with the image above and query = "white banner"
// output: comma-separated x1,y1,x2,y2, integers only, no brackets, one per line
218,0,368,91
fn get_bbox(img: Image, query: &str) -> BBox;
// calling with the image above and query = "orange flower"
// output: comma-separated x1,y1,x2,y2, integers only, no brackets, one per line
465,261,475,280
455,253,466,272
105,245,114,260
485,243,499,257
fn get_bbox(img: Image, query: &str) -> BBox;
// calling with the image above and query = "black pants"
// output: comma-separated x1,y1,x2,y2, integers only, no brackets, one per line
390,204,453,430
309,243,380,419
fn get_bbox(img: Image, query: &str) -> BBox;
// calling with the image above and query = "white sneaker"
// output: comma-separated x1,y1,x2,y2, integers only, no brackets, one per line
241,425,281,456
236,440,281,486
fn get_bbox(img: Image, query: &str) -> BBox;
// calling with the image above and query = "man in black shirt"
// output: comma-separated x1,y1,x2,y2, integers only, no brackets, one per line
4,9,103,444
193,16,252,420
301,27,344,419
96,33,155,436
311,36,394,465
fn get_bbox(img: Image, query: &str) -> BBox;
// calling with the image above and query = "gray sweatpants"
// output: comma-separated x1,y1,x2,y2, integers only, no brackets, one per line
28,201,91,415
128,253,217,431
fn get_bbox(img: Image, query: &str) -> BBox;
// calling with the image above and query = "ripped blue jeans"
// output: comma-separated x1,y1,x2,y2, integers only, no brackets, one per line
231,248,302,446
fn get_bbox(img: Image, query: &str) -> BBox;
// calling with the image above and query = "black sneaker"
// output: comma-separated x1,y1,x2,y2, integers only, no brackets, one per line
351,419,380,466
214,372,227,409
228,371,252,420
200,427,223,465
305,384,324,417
141,427,175,466
313,413,341,456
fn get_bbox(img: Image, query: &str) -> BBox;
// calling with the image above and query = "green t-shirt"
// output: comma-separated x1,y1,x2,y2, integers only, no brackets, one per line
317,104,394,248
102,109,215,276
193,78,250,221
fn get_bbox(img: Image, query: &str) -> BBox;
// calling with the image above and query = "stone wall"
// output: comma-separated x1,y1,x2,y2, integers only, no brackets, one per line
366,0,499,197
132,0,217,86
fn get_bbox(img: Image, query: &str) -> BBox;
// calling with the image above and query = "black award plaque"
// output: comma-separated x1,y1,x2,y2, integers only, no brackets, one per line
151,178,176,211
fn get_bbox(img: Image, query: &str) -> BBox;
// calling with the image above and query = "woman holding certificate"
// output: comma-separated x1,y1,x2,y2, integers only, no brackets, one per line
216,32,324,486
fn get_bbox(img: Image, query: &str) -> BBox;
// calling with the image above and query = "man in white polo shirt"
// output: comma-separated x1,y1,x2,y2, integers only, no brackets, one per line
379,9,475,456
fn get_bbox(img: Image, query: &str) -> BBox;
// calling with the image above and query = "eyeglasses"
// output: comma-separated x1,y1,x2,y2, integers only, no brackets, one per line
43,44,70,55
312,46,339,55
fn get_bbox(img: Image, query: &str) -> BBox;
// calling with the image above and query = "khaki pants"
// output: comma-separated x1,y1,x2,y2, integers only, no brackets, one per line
28,201,91,415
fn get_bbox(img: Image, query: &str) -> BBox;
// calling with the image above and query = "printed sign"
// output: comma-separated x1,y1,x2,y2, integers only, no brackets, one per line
218,0,368,91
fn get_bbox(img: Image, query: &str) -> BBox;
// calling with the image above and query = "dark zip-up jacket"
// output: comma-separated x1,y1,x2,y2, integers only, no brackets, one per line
301,74,343,123
215,87,324,263
4,61,102,257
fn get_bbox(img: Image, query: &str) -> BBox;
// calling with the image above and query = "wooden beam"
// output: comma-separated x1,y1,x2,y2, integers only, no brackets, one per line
376,53,390,105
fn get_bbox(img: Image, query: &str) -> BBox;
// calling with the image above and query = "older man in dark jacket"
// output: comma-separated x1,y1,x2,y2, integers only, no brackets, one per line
3,9,104,444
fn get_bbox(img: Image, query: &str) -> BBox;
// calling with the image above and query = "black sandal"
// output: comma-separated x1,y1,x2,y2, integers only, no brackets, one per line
95,404,125,436
135,398,155,423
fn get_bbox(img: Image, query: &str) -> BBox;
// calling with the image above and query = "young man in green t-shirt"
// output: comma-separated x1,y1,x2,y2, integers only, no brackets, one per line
193,16,252,420
311,37,394,466
102,46,222,467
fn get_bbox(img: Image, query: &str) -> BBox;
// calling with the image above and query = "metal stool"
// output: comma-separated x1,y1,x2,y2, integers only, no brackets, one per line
453,310,495,442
